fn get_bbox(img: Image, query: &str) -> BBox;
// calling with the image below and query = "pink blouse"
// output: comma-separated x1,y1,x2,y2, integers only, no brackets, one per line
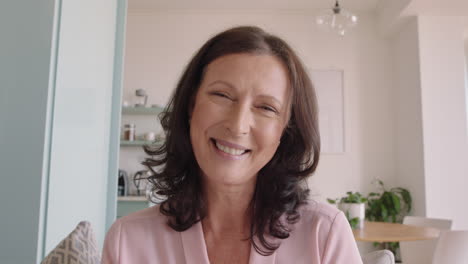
102,200,362,263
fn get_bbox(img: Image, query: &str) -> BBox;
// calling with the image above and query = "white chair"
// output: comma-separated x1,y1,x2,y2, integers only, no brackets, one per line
399,216,452,264
432,230,468,264
362,250,395,264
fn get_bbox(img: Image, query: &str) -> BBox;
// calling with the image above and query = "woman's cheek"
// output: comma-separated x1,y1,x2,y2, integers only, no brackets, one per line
257,123,283,148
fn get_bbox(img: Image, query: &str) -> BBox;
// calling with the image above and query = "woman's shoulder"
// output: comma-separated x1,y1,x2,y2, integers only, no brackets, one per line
277,202,361,263
102,205,188,263
292,199,349,235
275,200,360,262
298,199,343,224
111,204,170,233
118,204,163,223
103,204,177,248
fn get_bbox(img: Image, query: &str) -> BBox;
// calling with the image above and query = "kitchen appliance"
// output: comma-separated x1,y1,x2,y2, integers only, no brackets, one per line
118,169,129,196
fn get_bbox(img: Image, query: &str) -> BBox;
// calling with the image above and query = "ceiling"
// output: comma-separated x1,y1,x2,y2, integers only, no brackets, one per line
405,0,468,16
128,0,381,12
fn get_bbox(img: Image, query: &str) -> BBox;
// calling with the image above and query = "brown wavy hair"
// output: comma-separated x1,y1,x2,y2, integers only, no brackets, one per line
143,26,320,255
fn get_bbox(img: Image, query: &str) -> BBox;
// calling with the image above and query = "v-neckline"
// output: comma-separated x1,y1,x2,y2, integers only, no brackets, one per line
180,221,277,264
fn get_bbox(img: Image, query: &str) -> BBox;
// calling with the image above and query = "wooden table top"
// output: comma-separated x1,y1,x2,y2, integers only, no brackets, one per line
353,221,441,242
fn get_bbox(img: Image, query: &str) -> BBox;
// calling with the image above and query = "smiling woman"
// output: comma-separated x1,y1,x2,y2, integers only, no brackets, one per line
102,26,362,264
190,53,291,188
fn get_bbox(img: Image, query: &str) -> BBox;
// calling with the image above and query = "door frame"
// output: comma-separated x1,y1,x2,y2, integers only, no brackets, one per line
105,0,128,230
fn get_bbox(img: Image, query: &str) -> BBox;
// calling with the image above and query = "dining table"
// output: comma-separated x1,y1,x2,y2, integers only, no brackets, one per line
353,221,441,243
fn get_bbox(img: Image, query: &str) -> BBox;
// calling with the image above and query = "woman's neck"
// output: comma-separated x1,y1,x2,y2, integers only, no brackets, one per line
201,177,256,238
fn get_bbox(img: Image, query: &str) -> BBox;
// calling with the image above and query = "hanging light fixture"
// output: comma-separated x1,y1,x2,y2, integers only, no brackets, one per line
316,0,358,36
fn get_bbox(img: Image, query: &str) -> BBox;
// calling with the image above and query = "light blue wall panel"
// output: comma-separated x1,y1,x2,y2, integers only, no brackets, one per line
0,0,122,262
106,0,128,230
0,1,56,263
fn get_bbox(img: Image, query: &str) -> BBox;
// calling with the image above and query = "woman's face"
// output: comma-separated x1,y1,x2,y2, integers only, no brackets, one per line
190,53,291,187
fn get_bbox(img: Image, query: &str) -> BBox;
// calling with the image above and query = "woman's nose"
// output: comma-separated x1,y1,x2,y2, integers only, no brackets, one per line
225,104,251,136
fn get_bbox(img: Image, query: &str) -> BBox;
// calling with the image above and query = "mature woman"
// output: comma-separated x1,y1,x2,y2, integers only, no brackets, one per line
102,26,362,263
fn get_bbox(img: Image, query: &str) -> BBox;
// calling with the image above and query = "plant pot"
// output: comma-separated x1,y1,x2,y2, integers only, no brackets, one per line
338,202,365,229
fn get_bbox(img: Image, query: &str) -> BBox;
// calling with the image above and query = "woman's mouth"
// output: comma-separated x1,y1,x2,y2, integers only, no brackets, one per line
211,139,251,157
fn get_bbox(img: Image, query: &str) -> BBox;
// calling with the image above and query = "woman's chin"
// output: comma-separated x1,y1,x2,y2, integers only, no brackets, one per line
202,170,257,188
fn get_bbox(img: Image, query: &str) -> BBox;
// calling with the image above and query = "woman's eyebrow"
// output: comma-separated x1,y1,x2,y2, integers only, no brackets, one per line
256,94,283,108
207,80,234,89
208,80,284,106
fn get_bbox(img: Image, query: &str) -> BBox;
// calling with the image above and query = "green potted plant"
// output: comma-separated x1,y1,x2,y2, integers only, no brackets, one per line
328,192,367,229
365,179,412,260
366,180,412,223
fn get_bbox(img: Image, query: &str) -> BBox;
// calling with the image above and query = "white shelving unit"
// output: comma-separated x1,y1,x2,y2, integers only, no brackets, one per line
118,105,164,217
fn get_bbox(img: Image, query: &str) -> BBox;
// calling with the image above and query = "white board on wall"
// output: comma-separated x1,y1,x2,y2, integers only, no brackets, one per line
310,70,344,153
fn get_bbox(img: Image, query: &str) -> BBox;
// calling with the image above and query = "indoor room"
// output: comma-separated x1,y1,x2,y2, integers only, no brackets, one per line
1,0,468,263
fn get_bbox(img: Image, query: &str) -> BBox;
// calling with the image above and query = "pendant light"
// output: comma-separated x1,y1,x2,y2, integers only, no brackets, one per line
316,0,358,36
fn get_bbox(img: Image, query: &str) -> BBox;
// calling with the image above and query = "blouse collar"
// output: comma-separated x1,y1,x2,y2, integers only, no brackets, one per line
180,221,277,264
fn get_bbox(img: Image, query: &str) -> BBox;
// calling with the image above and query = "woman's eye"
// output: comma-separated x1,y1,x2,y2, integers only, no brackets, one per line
211,92,231,100
259,105,277,113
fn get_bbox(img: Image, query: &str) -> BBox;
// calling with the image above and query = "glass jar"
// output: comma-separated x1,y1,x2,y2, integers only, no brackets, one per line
123,124,136,141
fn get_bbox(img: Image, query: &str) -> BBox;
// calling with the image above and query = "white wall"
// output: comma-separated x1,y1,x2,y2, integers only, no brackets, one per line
389,15,468,229
465,32,468,129
121,9,396,205
417,16,468,229
391,17,427,217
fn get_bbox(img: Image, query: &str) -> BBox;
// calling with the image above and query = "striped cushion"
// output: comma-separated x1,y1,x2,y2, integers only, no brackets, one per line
362,249,395,264
41,221,101,264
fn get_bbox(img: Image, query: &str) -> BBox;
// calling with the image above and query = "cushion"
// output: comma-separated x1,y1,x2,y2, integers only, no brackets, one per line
41,221,101,264
362,249,395,264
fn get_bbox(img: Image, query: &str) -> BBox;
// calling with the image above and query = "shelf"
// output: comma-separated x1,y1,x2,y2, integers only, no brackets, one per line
122,105,164,115
120,140,163,147
118,196,148,202
117,196,150,218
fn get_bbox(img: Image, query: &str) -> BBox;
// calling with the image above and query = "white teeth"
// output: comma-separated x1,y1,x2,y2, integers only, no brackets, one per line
215,141,246,156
